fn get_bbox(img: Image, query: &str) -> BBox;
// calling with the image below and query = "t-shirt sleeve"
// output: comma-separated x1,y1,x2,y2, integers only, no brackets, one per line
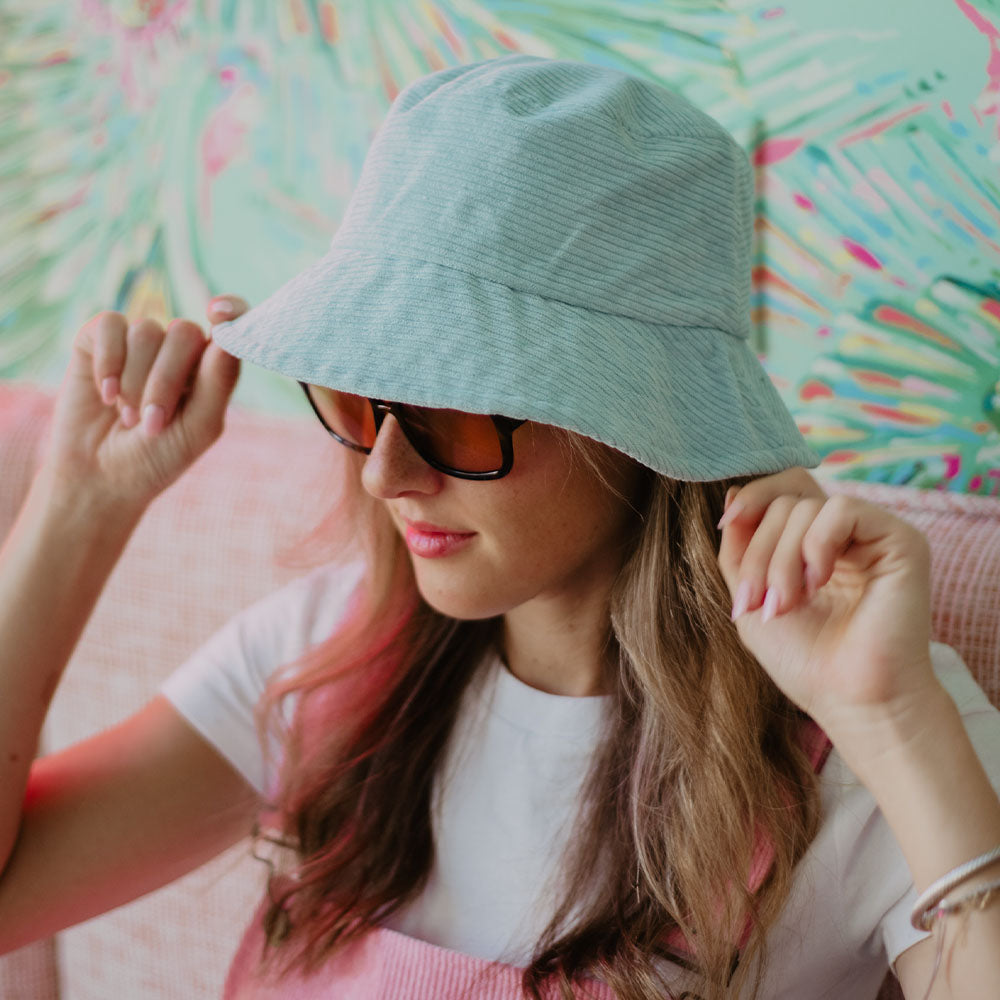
878,641,1000,969
159,559,365,798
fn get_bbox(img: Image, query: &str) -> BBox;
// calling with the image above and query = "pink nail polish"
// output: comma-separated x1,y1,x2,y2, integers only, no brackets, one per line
141,404,165,437
101,376,119,405
761,586,780,623
731,580,752,621
717,501,743,530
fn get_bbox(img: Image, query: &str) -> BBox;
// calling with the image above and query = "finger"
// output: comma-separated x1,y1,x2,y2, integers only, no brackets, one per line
761,497,827,619
118,320,166,428
174,338,242,445
799,495,928,594
720,494,800,618
717,467,827,530
89,312,128,405
206,295,249,324
137,320,210,437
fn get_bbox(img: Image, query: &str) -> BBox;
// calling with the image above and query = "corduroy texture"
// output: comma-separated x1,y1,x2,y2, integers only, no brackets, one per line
209,53,822,482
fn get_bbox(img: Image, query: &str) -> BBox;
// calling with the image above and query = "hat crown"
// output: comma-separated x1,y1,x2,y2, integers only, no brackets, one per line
328,54,754,339
210,54,821,480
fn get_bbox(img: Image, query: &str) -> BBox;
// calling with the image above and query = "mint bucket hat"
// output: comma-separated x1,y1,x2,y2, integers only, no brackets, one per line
210,53,822,482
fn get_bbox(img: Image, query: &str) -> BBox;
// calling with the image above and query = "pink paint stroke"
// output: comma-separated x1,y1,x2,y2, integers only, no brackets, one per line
838,104,929,148
953,0,1000,124
753,136,803,166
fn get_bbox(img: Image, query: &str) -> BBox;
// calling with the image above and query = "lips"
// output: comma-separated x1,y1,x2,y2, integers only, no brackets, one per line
403,518,472,534
400,517,476,559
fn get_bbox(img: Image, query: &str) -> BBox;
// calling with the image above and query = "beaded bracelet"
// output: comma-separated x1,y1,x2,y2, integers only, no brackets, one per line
911,845,1000,931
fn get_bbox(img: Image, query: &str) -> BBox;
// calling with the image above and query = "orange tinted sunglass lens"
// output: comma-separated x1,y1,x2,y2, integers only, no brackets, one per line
313,388,376,448
398,405,503,473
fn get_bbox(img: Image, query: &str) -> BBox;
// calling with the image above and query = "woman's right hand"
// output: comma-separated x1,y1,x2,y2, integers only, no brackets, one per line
40,296,248,513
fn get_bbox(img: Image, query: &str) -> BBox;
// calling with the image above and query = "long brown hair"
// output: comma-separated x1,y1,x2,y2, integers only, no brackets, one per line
248,435,823,1000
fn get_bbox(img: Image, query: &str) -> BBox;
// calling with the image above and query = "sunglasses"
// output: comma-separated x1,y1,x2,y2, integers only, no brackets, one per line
299,382,526,480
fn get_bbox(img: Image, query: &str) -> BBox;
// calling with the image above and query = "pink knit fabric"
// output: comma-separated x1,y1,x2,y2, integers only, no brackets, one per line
224,903,617,1000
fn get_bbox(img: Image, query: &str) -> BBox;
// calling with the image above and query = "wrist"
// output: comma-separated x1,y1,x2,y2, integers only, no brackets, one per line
23,466,145,550
819,674,1000,926
31,462,147,533
819,666,952,781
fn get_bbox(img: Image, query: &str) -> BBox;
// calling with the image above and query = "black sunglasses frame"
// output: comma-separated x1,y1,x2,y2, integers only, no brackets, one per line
299,381,526,481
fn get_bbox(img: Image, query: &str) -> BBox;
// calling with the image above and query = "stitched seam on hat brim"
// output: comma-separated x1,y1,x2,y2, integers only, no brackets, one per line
211,312,819,477
323,243,749,339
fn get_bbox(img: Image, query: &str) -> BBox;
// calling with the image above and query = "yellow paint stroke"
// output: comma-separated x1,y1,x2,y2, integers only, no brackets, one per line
897,401,947,422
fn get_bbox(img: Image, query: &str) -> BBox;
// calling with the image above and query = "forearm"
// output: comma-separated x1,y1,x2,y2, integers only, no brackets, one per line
828,675,1000,998
0,465,143,872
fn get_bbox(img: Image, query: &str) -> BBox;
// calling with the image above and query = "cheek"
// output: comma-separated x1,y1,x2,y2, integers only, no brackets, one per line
476,484,586,575
400,441,645,620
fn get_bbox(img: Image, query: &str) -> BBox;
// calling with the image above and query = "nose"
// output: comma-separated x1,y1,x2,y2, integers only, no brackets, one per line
361,413,443,499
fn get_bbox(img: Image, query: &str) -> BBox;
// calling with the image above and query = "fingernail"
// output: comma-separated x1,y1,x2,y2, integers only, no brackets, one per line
120,404,139,428
211,298,234,315
731,580,752,621
141,403,165,437
761,586,780,623
804,566,818,600
717,501,744,530
101,376,119,405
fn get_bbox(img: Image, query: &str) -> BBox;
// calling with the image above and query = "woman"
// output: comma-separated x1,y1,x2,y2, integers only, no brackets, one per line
1,54,998,1000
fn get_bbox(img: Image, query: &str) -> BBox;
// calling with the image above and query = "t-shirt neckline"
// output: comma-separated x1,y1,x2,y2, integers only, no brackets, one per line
478,652,609,742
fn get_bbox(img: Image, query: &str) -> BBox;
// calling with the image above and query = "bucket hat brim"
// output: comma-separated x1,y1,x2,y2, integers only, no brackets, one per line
210,245,822,482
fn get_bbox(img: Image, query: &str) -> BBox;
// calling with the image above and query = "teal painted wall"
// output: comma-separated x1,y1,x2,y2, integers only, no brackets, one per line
1,1,997,492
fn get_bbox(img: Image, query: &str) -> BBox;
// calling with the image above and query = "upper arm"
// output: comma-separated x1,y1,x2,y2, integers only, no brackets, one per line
0,694,261,954
894,934,944,999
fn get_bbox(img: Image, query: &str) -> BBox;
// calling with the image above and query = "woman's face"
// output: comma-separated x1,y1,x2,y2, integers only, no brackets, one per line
359,414,647,621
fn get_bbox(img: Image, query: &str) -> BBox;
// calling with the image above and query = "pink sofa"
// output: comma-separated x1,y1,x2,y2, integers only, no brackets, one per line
1,379,997,1000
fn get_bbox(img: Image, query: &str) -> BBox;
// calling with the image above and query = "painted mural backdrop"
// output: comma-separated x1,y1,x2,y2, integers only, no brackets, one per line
1,0,998,493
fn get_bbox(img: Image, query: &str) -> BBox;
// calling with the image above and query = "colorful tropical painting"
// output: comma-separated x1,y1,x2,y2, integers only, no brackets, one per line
1,0,997,493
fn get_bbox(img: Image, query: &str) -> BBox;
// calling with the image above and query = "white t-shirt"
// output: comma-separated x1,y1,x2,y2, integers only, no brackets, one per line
160,560,1000,999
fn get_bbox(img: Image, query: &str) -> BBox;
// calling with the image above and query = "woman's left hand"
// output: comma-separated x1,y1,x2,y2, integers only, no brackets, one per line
716,467,939,734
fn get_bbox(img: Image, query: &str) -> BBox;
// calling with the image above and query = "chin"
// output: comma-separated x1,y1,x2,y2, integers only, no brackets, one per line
411,565,510,621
